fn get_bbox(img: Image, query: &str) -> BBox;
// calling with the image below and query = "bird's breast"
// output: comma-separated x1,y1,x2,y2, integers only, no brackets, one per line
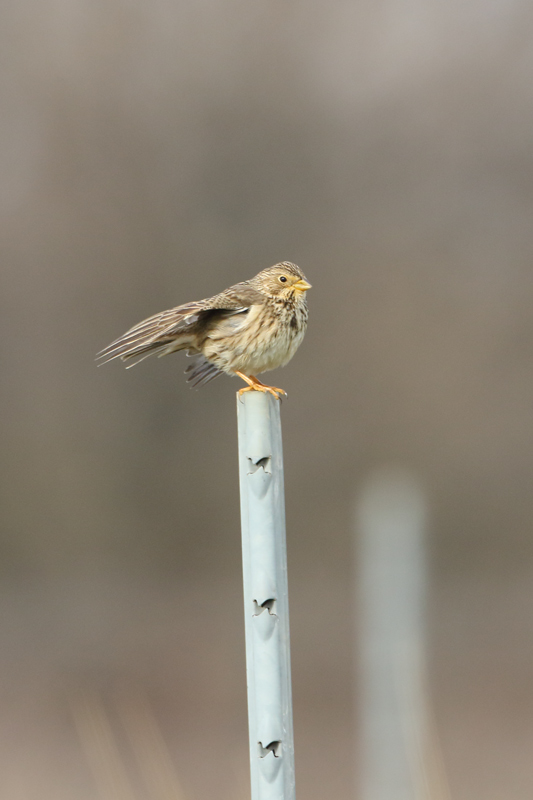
202,300,308,375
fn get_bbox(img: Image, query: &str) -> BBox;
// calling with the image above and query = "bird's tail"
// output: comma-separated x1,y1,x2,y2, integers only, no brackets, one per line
184,355,223,387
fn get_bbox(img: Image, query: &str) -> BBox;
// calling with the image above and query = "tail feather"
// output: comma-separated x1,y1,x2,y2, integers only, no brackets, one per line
185,355,223,387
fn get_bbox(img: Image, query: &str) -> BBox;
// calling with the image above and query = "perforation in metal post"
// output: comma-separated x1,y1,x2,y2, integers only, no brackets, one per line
258,741,282,758
253,598,277,616
247,456,272,474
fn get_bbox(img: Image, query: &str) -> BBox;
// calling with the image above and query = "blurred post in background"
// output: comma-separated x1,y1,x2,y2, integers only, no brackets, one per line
354,467,446,800
237,392,295,800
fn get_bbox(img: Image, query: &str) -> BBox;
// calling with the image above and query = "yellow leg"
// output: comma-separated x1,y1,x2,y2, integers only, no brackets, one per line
235,372,286,400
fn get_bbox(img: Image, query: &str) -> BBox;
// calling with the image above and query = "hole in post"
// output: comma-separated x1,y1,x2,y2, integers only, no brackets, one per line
258,741,281,758
253,599,277,616
247,456,271,474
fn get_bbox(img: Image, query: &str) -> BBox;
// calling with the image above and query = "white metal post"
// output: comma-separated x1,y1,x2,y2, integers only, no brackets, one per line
237,391,295,800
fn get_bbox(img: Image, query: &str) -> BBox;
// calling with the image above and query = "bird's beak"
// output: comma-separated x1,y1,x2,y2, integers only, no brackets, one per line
293,279,312,292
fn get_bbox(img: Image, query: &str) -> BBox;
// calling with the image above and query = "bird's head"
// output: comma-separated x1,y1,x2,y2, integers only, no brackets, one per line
252,262,312,300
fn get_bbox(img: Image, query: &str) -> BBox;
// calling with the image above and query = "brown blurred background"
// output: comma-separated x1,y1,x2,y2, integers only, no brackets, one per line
1,1,533,798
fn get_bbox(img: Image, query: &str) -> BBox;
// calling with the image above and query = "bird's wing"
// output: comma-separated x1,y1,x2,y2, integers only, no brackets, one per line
95,301,206,365
96,282,265,366
200,282,265,313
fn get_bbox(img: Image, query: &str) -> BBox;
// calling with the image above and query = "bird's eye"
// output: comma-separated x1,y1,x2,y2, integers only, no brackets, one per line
279,276,288,283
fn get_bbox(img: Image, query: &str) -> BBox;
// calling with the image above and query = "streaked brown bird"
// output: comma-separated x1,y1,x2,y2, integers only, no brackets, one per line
97,262,311,398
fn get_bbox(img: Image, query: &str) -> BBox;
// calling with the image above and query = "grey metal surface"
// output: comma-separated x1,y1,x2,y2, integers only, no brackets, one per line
237,391,295,800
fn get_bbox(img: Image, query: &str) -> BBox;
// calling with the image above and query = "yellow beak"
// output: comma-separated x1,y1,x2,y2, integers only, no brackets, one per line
293,279,312,292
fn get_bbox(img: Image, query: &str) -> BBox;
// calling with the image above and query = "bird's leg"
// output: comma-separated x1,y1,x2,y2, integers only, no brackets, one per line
235,372,256,392
235,372,286,400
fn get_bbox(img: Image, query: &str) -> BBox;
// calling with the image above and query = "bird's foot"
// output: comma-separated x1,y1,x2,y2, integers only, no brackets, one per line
235,372,287,400
238,384,284,400
250,375,287,398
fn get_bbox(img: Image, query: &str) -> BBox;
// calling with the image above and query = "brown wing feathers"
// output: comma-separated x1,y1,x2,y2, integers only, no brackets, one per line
96,302,205,365
96,283,264,367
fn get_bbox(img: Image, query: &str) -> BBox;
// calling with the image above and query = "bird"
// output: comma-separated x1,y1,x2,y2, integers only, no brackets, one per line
96,262,311,399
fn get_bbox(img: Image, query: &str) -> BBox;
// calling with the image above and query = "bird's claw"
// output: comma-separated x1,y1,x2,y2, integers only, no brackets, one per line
237,385,286,401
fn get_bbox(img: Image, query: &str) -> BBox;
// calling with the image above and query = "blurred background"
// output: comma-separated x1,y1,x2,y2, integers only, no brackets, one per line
1,1,533,797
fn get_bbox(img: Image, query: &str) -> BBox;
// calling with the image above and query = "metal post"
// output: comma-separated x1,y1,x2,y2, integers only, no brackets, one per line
237,391,296,800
